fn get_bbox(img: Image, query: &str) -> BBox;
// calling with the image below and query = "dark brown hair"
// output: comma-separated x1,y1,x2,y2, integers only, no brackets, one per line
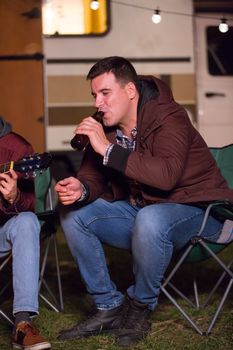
87,56,138,88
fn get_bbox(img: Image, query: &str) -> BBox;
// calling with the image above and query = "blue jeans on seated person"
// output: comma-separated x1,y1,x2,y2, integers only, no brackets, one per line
60,199,223,311
0,212,40,315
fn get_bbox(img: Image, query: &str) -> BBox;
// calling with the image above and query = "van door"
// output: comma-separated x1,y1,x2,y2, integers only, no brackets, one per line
195,15,233,147
0,0,45,153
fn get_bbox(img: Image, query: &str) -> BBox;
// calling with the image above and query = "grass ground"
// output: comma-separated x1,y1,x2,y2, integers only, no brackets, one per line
0,228,232,349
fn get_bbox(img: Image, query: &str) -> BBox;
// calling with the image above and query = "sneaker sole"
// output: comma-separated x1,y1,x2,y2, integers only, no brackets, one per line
58,328,119,340
12,341,51,350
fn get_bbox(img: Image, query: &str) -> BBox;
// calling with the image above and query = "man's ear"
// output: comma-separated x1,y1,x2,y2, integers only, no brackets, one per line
126,82,137,100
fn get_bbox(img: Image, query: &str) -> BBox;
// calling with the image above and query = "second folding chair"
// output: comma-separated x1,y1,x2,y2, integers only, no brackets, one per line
161,143,233,335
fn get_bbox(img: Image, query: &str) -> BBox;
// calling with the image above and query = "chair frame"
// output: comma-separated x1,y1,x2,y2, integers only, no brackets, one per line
38,219,64,312
161,144,233,335
161,201,233,335
36,169,64,312
0,253,14,325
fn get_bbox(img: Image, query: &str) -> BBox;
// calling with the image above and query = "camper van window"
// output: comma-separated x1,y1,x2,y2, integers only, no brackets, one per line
206,26,233,76
42,0,109,37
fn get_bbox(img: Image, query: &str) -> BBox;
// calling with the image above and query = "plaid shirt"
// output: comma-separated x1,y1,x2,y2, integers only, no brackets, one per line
103,127,146,207
103,127,137,165
116,127,137,150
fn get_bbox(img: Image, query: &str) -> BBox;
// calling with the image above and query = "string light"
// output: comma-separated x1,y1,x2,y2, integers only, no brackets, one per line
90,0,100,11
152,9,162,24
112,1,232,34
219,17,229,33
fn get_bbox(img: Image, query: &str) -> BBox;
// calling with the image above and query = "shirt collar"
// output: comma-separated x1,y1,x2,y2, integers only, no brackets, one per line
116,127,137,140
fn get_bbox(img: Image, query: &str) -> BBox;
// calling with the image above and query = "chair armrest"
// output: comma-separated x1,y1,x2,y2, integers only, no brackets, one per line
197,200,233,237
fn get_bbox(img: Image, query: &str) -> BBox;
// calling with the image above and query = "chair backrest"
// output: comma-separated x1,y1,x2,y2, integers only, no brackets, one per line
34,167,58,238
209,144,233,222
35,168,52,213
210,143,233,189
185,144,233,263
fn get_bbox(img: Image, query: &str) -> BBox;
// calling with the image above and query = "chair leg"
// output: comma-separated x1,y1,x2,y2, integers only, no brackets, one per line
0,281,11,298
0,254,12,270
166,282,197,308
163,244,199,309
0,254,14,326
162,238,233,335
53,234,64,311
207,277,233,335
202,258,233,307
193,279,200,309
200,241,233,278
161,285,204,335
39,234,64,312
0,309,14,326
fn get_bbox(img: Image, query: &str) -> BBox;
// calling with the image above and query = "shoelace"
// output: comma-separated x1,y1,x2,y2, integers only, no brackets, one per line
17,323,39,338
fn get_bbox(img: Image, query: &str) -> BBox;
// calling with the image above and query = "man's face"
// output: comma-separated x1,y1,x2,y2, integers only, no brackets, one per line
90,72,135,127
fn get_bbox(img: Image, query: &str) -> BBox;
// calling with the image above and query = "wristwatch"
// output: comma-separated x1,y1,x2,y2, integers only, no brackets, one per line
77,182,88,202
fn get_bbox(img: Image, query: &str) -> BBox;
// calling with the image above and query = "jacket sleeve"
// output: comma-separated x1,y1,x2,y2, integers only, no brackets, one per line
77,146,109,202
0,140,36,216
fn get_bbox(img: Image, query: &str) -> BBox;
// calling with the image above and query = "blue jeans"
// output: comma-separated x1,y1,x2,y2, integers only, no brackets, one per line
0,212,41,315
60,199,223,310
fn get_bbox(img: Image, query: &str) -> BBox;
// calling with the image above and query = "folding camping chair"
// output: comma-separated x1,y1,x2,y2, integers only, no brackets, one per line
0,253,14,325
35,167,64,313
161,143,233,335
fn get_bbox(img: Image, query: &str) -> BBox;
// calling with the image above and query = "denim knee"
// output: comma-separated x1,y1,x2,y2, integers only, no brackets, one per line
60,209,81,240
133,205,170,245
7,212,40,242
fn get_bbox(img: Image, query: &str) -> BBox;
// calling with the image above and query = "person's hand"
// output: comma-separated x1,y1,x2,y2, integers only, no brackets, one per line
0,170,18,204
54,177,84,205
74,116,110,156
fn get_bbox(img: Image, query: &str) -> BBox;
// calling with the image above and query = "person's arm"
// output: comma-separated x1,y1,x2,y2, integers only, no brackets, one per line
0,170,18,205
0,172,35,214
76,145,108,203
57,116,109,204
55,177,89,206
0,139,36,214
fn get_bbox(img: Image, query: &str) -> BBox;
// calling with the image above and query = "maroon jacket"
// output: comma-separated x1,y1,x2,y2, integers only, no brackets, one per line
0,128,35,225
77,76,233,206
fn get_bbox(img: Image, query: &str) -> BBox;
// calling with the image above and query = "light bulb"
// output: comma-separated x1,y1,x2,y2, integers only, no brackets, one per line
219,18,229,33
152,9,162,24
90,0,99,11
